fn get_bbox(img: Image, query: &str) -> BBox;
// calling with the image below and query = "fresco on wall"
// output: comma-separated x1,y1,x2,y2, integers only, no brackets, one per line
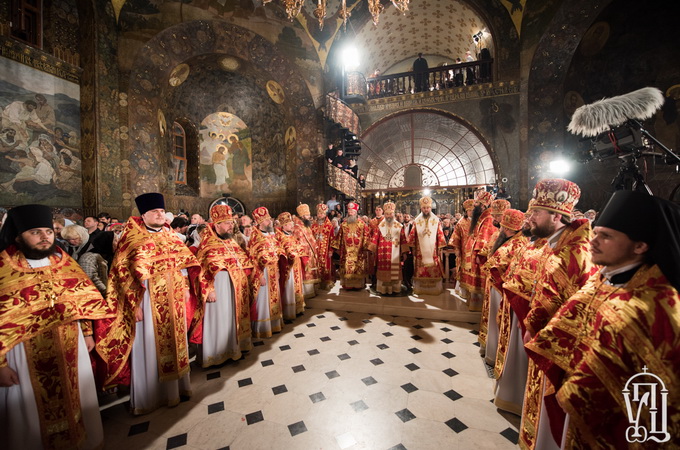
0,58,81,206
199,112,252,198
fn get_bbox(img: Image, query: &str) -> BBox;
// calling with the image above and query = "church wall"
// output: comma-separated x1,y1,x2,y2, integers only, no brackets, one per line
120,20,323,218
527,0,680,210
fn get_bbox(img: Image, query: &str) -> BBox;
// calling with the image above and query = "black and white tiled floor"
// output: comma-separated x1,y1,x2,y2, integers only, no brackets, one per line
102,307,519,449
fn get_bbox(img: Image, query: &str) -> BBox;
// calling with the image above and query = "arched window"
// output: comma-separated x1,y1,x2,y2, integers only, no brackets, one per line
361,111,496,190
173,122,187,185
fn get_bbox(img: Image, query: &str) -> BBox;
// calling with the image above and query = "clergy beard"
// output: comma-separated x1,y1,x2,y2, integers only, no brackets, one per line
261,225,275,234
385,217,394,226
490,232,511,256
218,232,233,240
16,236,57,259
317,217,326,225
469,205,483,234
522,228,532,237
347,215,358,224
302,218,312,227
421,212,431,219
531,222,556,239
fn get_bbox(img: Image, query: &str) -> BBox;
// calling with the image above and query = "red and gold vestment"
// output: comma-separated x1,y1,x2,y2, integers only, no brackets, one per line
332,219,370,289
311,217,335,288
193,224,253,351
95,216,200,389
293,216,320,297
460,209,497,309
248,227,285,337
276,228,305,316
478,232,528,351
0,245,115,449
368,218,408,293
514,219,597,450
531,265,680,448
448,216,470,285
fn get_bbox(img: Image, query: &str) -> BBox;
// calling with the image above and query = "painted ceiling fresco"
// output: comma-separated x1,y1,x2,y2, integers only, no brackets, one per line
352,0,489,74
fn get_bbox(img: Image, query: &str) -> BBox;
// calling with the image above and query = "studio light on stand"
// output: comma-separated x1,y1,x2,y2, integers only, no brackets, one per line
548,157,571,175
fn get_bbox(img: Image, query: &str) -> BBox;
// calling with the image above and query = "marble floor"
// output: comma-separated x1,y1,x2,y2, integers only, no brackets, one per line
101,287,520,450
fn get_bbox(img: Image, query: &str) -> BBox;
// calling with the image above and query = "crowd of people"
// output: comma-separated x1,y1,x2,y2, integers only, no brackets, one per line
0,177,678,448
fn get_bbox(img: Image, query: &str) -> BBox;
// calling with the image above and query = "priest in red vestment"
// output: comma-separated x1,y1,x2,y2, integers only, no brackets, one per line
332,202,370,290
248,207,286,338
526,190,680,448
293,204,320,299
96,193,200,415
311,203,335,290
0,204,116,450
192,204,252,367
460,189,497,310
367,201,408,294
512,179,597,450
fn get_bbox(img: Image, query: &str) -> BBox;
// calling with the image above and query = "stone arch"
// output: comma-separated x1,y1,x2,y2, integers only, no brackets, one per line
360,109,498,190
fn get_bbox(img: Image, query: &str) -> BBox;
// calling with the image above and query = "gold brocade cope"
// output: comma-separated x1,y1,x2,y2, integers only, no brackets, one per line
311,218,335,285
194,224,253,351
248,227,285,336
460,209,496,296
555,265,680,449
517,219,597,450
292,217,321,292
478,232,528,350
332,220,371,287
0,245,114,449
0,245,114,359
96,216,200,388
276,229,305,316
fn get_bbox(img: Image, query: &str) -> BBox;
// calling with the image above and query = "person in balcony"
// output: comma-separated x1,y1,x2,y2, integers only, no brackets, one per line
413,53,428,92
344,159,358,178
331,148,347,169
465,51,476,85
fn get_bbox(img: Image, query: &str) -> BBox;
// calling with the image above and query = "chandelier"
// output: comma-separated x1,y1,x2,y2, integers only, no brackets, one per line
263,0,410,30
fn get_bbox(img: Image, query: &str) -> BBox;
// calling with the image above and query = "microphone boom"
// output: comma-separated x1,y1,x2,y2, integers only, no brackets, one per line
567,87,664,137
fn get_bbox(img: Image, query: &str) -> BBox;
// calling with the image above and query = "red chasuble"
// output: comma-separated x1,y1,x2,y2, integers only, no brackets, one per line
332,219,371,289
95,216,200,389
292,216,321,296
460,209,497,299
533,265,680,449
478,232,528,350
0,246,115,449
514,219,597,450
248,227,286,336
193,224,253,349
311,217,335,288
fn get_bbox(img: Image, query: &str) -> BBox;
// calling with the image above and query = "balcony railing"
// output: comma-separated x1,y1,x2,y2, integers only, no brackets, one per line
365,59,493,100
325,93,362,136
326,161,361,200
